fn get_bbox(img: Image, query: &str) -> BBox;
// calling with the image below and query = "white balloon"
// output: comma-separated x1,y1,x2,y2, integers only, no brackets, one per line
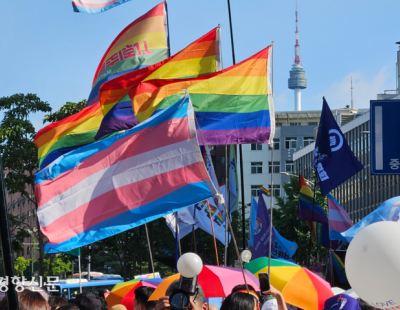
346,221,400,309
177,253,203,278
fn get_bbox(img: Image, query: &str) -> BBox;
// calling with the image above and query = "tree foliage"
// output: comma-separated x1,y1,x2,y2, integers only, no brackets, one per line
43,100,86,124
273,176,329,266
0,93,52,277
8,214,31,255
14,257,30,276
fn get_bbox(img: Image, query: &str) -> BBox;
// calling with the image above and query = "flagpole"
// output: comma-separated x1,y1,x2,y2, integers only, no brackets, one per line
226,0,246,251
78,254,82,293
307,173,318,269
267,41,275,276
194,113,249,292
144,223,156,277
327,205,335,286
224,145,229,266
207,199,220,266
192,207,197,254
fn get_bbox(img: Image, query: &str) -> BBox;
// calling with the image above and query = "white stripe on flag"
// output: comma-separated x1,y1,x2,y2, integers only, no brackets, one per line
329,209,352,223
38,138,201,227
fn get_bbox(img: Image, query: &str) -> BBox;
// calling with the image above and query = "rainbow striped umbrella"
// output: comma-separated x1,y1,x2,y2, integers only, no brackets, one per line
244,258,333,310
106,278,162,310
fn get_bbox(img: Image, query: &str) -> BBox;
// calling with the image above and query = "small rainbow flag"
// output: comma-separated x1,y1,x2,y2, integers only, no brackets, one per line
260,186,271,197
332,251,347,284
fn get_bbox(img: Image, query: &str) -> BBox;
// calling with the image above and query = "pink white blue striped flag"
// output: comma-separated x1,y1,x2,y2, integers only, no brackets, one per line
328,193,353,242
35,95,217,253
72,0,134,14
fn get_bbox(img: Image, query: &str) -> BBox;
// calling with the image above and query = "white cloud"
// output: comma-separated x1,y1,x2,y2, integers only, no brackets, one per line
316,66,394,109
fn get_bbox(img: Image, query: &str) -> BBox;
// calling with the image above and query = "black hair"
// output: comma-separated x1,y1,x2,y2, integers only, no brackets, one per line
231,284,257,294
97,289,110,300
358,299,377,310
165,280,206,306
100,297,108,310
135,286,157,310
220,292,256,310
50,296,68,310
58,305,80,310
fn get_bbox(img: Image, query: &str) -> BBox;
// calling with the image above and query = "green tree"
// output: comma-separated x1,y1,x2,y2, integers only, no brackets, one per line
8,213,31,256
14,257,30,276
0,93,52,278
43,100,86,124
274,176,329,266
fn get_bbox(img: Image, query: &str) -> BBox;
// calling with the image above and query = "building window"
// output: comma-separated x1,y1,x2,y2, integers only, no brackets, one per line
290,122,300,126
268,185,281,197
269,139,280,150
221,157,226,165
27,246,30,256
308,122,318,126
285,160,294,173
251,185,262,197
268,161,280,173
251,144,262,151
285,137,297,149
303,137,315,147
251,162,263,174
276,123,283,127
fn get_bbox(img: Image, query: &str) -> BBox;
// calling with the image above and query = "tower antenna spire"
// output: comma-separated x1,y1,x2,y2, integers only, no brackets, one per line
288,0,307,111
351,77,354,109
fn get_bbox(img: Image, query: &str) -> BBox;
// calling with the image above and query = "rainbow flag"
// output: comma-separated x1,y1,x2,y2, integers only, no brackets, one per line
331,251,347,284
35,102,103,169
307,221,330,248
131,46,275,145
72,0,134,14
260,186,271,197
87,2,169,106
298,175,328,225
35,95,217,253
205,204,217,219
95,28,220,140
35,3,169,169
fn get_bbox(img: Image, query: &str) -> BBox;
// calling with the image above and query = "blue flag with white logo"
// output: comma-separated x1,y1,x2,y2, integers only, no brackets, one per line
314,98,363,196
251,192,276,260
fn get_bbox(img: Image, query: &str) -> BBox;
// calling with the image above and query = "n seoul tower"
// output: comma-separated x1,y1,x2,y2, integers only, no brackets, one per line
288,3,307,111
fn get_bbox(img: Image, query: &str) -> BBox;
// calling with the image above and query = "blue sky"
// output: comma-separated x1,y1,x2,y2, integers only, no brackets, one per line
1,0,399,130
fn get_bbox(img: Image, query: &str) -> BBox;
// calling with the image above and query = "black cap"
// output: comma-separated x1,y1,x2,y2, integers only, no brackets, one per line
73,292,102,310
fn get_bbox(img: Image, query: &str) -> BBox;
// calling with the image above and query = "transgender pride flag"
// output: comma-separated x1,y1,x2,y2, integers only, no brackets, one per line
35,95,217,253
72,0,134,14
328,194,353,242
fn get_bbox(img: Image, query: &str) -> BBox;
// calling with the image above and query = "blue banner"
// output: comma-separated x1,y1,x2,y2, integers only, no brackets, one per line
272,228,298,260
252,192,276,260
314,98,363,196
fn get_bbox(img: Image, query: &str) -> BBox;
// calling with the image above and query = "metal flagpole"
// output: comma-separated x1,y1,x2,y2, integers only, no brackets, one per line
0,155,19,310
192,207,197,254
307,173,318,269
207,199,220,266
267,41,275,276
78,255,82,293
194,112,249,292
226,0,246,251
144,223,156,277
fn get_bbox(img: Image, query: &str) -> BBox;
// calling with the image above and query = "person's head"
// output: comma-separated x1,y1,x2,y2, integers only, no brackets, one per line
73,292,102,310
165,280,206,310
324,295,361,310
110,305,128,310
134,286,156,310
97,289,110,300
357,299,378,310
58,305,80,310
220,291,260,310
18,290,51,310
231,285,257,294
50,296,68,310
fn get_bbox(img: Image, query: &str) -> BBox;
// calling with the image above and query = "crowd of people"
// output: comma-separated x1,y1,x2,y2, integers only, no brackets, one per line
0,281,375,310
